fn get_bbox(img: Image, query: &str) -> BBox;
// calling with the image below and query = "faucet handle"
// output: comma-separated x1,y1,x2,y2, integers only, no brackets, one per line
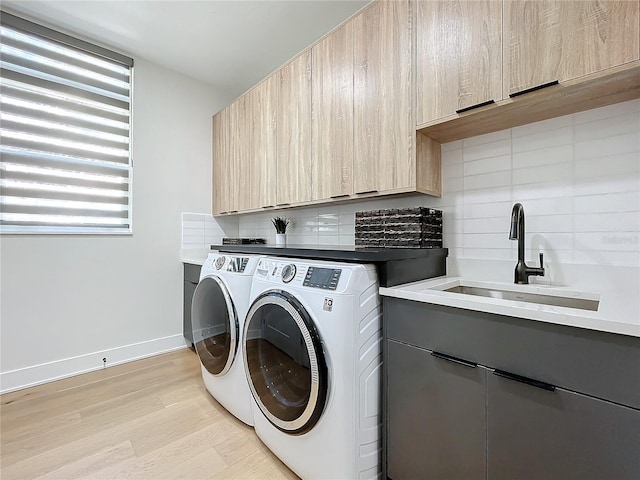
539,252,544,268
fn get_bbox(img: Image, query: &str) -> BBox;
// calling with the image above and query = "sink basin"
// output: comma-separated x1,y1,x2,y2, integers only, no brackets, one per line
444,285,600,311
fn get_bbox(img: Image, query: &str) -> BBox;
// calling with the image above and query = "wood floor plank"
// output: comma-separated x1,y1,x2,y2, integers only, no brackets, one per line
34,440,137,480
0,348,299,480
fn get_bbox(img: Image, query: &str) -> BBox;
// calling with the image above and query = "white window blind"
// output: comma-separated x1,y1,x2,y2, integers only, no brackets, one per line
0,12,134,234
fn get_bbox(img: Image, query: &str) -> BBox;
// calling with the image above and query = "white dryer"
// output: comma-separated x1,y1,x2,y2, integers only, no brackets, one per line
191,252,261,426
243,256,382,479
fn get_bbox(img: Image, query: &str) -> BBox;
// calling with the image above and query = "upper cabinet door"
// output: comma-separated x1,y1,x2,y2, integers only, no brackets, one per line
277,51,312,206
311,20,354,201
416,0,502,125
353,0,414,195
212,107,229,215
249,76,278,209
504,0,640,96
227,96,251,213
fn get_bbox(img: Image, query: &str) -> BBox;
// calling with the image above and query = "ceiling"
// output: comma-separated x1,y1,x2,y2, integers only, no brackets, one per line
2,0,370,98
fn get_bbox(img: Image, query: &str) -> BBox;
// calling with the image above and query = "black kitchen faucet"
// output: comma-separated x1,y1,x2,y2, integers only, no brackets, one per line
509,203,545,284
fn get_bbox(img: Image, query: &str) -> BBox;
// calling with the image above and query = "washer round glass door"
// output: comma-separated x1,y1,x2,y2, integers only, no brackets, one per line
244,290,328,435
191,276,238,376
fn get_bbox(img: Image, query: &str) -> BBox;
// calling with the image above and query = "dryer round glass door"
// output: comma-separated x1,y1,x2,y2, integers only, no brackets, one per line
244,290,328,435
191,276,238,376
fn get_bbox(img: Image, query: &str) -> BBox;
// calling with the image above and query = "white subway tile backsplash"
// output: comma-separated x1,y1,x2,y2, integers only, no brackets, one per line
575,132,639,160
232,100,639,268
512,126,573,154
463,248,514,260
512,182,573,201
512,144,572,169
463,138,511,162
463,233,513,250
464,187,511,204
574,212,640,233
463,217,507,234
463,154,511,176
575,232,640,252
512,114,573,138
464,171,512,191
462,128,511,148
574,112,640,143
574,191,639,214
516,197,573,215
526,214,574,233
574,153,639,180
513,162,573,186
463,201,512,219
573,99,639,125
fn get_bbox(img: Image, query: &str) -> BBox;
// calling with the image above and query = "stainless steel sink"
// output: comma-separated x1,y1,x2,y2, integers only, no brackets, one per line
444,285,600,311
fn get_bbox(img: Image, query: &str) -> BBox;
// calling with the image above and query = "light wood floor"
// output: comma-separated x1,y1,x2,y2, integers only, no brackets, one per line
0,349,299,480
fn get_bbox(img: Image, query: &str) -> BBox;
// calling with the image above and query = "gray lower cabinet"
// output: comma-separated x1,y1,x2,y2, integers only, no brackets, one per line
183,263,201,348
387,339,486,480
383,297,640,480
488,373,640,480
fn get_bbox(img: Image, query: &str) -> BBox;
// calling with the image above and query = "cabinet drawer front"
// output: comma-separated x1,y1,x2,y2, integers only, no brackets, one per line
387,339,486,480
384,298,640,408
488,374,640,480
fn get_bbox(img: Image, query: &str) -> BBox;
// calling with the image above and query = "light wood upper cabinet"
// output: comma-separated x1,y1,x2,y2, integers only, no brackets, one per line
311,20,354,201
212,107,229,215
277,51,312,206
248,76,277,209
226,96,251,212
353,0,415,195
416,0,502,125
504,0,640,96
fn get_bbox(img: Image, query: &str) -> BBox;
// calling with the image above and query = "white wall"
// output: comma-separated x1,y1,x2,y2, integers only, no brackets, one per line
0,58,231,392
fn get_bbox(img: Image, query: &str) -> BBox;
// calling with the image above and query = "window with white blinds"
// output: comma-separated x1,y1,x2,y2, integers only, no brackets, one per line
0,12,133,234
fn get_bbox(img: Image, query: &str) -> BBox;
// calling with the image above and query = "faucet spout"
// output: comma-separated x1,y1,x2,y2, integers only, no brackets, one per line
508,203,544,284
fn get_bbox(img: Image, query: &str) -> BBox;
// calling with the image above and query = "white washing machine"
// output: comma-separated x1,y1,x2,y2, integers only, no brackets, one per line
191,252,262,426
243,256,382,479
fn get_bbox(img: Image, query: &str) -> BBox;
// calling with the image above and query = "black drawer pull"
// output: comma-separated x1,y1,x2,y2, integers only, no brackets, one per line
276,203,291,206
493,369,555,392
431,351,477,368
262,205,274,209
356,189,378,195
509,80,559,98
456,99,495,114
330,194,350,199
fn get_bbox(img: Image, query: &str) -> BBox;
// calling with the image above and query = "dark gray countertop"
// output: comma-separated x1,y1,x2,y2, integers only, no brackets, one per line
210,244,448,264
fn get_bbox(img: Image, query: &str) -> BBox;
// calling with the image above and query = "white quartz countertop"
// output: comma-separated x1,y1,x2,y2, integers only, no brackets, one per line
181,249,210,266
380,276,640,338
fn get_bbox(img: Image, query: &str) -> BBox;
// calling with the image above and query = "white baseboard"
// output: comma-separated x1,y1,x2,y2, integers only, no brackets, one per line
0,334,189,394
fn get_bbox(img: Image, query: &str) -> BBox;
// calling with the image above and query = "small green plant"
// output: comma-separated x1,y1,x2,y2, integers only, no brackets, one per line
271,217,290,234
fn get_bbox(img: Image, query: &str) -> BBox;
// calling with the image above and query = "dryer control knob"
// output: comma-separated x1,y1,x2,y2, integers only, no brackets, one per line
281,264,296,283
214,256,226,270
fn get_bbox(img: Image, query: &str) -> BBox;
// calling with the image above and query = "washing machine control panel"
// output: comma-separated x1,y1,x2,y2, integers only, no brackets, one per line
281,264,296,283
303,267,342,290
226,256,249,272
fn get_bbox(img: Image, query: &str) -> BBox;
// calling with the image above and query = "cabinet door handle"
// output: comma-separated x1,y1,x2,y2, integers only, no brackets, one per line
262,206,274,209
330,194,350,199
509,80,559,98
355,189,378,195
431,351,477,368
228,210,238,213
493,369,555,392
276,203,291,206
455,99,495,114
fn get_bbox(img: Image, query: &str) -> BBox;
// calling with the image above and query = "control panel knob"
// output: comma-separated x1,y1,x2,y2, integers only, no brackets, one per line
214,256,226,270
281,264,296,283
